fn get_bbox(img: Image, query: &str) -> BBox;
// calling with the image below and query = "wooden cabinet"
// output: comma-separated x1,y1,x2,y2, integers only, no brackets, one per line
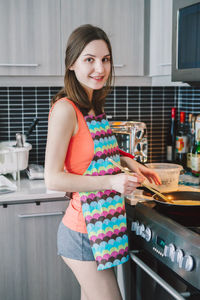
0,0,61,76
149,0,173,77
0,200,80,300
61,0,145,76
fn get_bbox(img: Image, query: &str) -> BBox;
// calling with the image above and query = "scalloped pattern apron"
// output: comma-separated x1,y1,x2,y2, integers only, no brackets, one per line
79,113,129,270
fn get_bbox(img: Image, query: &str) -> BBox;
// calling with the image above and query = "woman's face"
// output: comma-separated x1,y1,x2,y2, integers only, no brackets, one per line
70,39,111,100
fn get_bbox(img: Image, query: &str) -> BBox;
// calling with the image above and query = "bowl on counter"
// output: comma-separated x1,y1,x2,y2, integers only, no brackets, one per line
144,163,183,193
0,141,32,174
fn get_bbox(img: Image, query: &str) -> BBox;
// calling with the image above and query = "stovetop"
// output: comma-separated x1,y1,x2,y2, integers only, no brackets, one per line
126,201,200,291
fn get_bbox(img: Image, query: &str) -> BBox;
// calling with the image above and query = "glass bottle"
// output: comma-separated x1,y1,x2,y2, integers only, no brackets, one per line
191,115,200,177
186,114,195,171
175,111,188,168
166,107,177,162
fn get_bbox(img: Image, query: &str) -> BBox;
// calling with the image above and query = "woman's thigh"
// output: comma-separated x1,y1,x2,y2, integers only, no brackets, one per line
61,256,123,300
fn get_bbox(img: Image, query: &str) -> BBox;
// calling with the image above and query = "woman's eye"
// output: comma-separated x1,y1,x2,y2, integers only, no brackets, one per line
86,58,94,62
103,57,110,62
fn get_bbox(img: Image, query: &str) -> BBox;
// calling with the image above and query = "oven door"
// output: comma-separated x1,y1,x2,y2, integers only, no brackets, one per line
129,250,192,300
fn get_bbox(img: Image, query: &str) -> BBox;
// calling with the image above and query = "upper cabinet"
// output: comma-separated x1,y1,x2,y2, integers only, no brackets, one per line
61,0,145,76
0,0,61,76
149,0,173,77
0,0,175,85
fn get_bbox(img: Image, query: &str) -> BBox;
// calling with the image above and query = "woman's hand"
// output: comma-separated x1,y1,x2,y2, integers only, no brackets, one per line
133,162,161,185
109,173,144,195
120,157,162,186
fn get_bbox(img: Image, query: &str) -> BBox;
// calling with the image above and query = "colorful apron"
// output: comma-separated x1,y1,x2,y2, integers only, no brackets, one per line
79,113,129,270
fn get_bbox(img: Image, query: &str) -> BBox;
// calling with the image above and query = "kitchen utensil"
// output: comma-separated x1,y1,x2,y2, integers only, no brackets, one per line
0,141,32,174
16,133,24,147
21,117,39,144
145,163,183,193
152,191,200,226
108,158,171,203
24,117,39,141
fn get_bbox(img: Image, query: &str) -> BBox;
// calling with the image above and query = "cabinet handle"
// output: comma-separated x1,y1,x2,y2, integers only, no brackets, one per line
114,64,125,68
18,211,64,218
159,63,171,66
0,63,39,67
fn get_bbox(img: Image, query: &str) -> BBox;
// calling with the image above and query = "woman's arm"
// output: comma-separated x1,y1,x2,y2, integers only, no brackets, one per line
44,101,143,194
120,156,161,185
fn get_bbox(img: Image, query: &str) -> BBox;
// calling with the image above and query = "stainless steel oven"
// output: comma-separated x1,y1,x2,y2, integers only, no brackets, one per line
126,201,200,300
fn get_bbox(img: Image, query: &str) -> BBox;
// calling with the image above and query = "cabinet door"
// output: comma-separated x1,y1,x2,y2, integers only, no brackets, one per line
0,200,80,300
61,0,145,76
0,0,61,76
149,0,172,76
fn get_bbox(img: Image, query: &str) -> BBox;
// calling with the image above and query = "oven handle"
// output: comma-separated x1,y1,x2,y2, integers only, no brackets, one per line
130,250,186,300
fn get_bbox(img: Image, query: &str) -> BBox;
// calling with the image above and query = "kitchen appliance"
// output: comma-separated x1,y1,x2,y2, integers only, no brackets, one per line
0,141,32,193
0,141,32,175
152,191,200,227
126,199,200,299
172,0,200,85
110,121,148,163
0,117,38,177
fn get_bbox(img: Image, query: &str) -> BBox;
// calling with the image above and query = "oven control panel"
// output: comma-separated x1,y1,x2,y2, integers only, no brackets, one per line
131,220,152,242
163,243,194,271
131,220,194,272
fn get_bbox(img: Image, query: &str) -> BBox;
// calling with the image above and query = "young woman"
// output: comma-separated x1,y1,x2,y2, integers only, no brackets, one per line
45,24,161,300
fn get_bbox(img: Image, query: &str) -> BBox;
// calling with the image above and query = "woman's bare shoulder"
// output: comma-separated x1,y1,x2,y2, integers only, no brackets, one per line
50,99,76,121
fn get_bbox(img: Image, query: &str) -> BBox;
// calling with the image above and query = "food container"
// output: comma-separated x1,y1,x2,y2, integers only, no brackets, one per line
144,163,183,193
0,141,32,174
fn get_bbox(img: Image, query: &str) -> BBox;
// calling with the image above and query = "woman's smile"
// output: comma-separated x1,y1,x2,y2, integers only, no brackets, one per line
89,75,104,81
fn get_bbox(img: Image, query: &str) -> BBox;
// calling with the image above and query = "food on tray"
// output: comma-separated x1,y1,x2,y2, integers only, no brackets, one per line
172,200,200,205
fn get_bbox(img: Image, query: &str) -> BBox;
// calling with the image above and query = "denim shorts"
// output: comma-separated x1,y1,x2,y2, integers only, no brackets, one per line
57,221,95,261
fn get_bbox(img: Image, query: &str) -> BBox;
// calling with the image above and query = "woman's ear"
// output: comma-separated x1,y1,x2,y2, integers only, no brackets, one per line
69,65,74,71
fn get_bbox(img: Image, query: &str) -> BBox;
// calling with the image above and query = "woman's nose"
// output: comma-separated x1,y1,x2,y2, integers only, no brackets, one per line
95,61,104,73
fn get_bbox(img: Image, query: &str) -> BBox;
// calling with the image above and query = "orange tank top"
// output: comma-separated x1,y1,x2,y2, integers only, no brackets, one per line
49,98,94,233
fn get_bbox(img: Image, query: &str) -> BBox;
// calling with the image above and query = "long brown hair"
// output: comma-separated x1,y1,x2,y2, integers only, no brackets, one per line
51,24,114,115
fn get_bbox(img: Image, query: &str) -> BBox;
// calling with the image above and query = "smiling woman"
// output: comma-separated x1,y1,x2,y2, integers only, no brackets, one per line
45,24,160,300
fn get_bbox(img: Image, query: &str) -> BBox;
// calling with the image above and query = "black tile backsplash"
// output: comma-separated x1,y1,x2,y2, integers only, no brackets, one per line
0,86,200,165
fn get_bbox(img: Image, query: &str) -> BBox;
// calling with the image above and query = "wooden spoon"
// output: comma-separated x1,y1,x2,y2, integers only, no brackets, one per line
108,158,173,203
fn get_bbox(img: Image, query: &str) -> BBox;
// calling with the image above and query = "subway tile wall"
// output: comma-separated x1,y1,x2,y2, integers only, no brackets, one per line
0,86,200,165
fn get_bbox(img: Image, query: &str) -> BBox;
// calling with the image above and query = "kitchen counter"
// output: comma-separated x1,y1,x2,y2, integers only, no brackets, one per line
0,178,66,206
1,173,199,206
